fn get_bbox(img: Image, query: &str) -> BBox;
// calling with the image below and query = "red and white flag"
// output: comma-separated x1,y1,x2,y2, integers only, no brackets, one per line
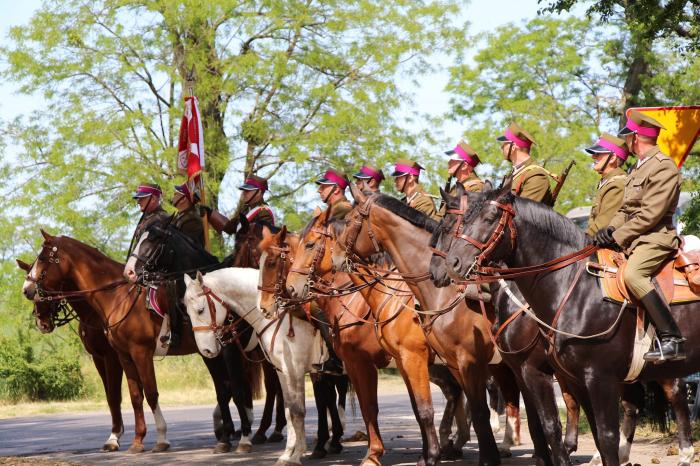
177,96,205,182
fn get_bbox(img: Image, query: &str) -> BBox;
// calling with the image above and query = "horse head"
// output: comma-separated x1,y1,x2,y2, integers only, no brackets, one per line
445,180,516,280
183,271,223,358
331,184,378,271
17,257,54,333
257,225,297,318
22,230,71,301
232,217,274,268
123,223,172,283
286,207,339,299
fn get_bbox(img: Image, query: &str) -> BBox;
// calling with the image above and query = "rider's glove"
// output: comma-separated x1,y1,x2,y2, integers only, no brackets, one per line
199,205,212,218
593,226,617,248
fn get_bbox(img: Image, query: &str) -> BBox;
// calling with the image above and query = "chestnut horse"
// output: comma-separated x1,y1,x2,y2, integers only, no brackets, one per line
258,223,395,466
331,185,510,466
442,184,695,466
17,258,125,452
22,231,259,454
285,207,520,461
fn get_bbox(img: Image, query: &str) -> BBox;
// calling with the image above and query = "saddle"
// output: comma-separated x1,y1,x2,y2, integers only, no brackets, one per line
588,238,700,305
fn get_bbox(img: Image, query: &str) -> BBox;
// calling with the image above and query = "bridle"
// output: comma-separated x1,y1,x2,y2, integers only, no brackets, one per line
233,226,263,268
339,195,382,262
257,242,295,306
25,239,76,327
289,222,338,295
129,227,169,284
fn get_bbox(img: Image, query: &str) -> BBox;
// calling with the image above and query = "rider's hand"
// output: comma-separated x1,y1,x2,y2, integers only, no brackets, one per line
199,205,212,218
593,226,617,248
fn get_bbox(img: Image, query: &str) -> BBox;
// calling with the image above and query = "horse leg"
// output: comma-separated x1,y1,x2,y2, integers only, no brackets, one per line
326,375,344,455
558,377,580,455
222,346,253,453
659,379,694,466
130,351,169,452
270,375,287,443
343,359,384,466
518,388,555,466
310,375,331,459
487,375,502,434
429,364,462,459
275,370,306,466
397,354,439,466
117,354,147,453
201,356,235,453
490,364,521,453
335,374,349,433
461,363,501,466
585,378,621,466
517,365,569,466
253,361,277,444
95,353,125,452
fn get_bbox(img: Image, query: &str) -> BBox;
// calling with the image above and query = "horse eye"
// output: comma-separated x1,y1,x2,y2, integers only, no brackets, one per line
198,307,205,315
305,242,314,249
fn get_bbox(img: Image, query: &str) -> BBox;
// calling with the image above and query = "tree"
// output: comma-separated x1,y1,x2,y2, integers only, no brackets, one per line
445,17,624,213
1,0,466,258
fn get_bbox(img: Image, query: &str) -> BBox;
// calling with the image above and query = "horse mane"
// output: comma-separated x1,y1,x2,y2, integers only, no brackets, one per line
59,236,124,267
152,224,219,263
374,194,439,233
252,219,280,234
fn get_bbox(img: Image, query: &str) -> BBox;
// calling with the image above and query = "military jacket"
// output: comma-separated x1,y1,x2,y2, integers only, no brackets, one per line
243,203,275,225
586,168,626,237
609,146,680,253
402,185,439,220
133,205,170,243
174,205,205,247
437,173,485,217
512,158,554,205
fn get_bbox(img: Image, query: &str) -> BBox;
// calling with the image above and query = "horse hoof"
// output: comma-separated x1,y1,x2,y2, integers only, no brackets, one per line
101,443,119,452
309,448,327,459
498,447,512,458
251,433,267,444
439,447,462,460
213,441,231,453
267,431,285,443
274,460,301,466
360,459,381,466
151,442,170,453
235,442,252,453
232,429,242,440
327,441,343,455
127,444,145,454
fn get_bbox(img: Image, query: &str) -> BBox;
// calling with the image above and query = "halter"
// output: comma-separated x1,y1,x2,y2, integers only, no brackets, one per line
340,195,382,260
233,226,263,268
452,199,517,266
192,285,255,346
129,227,169,284
288,222,337,296
257,243,294,303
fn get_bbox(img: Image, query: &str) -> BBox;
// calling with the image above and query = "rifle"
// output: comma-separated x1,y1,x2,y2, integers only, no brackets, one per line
551,160,576,205
437,175,454,212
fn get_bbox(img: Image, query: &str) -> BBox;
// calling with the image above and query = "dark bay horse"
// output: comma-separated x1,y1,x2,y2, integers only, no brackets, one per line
21,230,258,454
330,185,513,466
442,182,695,466
259,225,390,465
17,258,125,452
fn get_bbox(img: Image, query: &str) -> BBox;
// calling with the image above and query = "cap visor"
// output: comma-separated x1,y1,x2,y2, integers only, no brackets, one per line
315,178,336,185
444,149,456,155
132,193,152,199
585,144,612,155
238,184,259,191
617,127,634,136
352,172,372,179
391,170,409,177
496,135,510,143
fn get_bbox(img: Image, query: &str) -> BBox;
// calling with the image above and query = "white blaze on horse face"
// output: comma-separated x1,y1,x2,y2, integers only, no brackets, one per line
124,232,148,282
183,277,222,358
257,252,277,317
22,260,39,300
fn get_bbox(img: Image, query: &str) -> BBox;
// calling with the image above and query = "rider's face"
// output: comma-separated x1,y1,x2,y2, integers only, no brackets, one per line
137,196,159,213
317,183,335,203
592,153,613,174
393,175,407,193
500,142,514,161
241,189,260,205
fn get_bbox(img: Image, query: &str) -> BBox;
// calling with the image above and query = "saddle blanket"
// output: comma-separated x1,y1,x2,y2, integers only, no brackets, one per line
146,286,170,357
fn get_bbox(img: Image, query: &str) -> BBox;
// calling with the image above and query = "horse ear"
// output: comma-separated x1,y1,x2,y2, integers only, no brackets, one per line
184,273,193,287
499,174,513,194
482,180,494,192
238,213,249,234
40,229,53,241
16,259,31,272
278,225,287,244
196,270,204,285
261,225,273,240
349,183,367,204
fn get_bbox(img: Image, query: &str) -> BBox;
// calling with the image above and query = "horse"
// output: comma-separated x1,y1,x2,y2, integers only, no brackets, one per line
430,185,660,465
284,207,518,462
441,181,695,466
182,267,328,466
17,258,125,452
330,185,513,466
232,215,348,446
21,230,258,454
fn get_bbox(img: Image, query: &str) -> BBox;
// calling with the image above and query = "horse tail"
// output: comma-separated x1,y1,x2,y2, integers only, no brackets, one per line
242,349,265,401
644,381,669,433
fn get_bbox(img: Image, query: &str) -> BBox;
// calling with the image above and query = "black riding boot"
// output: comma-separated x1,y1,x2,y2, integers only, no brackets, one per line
641,289,685,363
160,282,182,348
310,307,344,376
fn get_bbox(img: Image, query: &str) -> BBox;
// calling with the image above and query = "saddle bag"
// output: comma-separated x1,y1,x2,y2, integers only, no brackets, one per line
676,250,700,294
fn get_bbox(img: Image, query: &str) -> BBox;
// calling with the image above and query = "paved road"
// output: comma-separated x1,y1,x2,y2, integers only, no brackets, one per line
0,391,606,465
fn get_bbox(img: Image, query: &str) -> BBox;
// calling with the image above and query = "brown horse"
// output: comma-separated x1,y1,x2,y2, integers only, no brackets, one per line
331,185,507,466
17,258,125,451
21,230,260,454
258,224,395,466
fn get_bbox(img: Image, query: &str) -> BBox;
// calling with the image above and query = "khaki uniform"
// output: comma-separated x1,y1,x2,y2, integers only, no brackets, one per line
403,185,439,221
586,168,626,237
173,205,205,247
133,205,170,242
329,198,353,220
609,146,681,298
222,202,274,234
438,173,485,217
512,158,554,205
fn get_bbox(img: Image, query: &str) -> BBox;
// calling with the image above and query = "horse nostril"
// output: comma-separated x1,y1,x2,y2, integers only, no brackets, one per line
450,255,461,271
286,285,296,298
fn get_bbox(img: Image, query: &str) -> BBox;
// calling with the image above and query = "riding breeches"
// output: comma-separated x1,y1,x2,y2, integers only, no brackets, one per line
623,242,676,299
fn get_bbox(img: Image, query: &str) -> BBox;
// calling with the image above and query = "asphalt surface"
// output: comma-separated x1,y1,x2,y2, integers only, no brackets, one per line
0,390,609,466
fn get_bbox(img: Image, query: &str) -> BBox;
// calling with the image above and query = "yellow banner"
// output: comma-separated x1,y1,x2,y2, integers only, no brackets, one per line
629,106,700,167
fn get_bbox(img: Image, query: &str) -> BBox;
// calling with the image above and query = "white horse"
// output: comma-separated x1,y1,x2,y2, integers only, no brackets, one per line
183,269,328,466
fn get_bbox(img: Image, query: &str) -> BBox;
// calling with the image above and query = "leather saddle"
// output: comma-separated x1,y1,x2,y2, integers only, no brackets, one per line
588,246,700,305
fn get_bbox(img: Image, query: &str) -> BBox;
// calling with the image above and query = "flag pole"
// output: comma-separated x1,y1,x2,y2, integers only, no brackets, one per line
188,84,211,252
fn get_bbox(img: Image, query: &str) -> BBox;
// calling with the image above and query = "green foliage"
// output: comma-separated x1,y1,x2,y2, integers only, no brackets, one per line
0,330,85,402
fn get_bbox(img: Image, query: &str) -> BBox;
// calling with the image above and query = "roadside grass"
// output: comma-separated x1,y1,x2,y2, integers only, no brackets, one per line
0,355,407,418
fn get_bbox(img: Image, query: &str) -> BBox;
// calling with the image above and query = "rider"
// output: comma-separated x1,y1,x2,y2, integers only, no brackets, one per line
584,133,628,237
172,182,205,246
131,183,171,247
310,169,352,375
352,165,385,193
203,174,275,235
497,122,554,205
594,110,684,362
391,159,440,220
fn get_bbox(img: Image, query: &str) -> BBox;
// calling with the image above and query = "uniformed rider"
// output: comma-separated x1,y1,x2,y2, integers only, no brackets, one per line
204,174,275,235
594,110,684,362
352,165,385,194
391,159,440,220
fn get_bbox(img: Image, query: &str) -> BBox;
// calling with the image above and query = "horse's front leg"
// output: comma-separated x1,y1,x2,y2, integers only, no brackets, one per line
92,351,125,452
460,361,501,466
131,349,169,452
275,370,307,466
585,377,621,466
344,357,383,466
116,353,147,453
310,374,331,459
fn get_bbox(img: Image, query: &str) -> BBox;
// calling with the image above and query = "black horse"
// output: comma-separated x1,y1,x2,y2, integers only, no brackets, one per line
131,222,349,459
442,182,695,466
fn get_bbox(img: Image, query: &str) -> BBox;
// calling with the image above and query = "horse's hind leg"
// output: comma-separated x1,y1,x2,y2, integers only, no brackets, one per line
222,346,253,453
271,377,287,442
490,363,521,454
253,361,277,444
429,364,462,460
326,375,344,454
461,363,501,466
659,378,694,466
